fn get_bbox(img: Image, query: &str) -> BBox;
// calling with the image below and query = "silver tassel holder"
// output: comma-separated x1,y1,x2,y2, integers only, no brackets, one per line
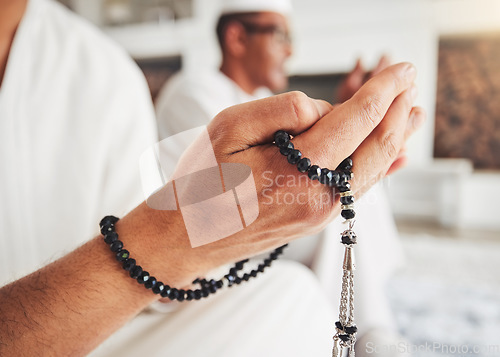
332,221,358,354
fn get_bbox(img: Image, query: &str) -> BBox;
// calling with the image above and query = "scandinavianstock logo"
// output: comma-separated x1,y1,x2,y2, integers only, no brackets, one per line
139,126,259,248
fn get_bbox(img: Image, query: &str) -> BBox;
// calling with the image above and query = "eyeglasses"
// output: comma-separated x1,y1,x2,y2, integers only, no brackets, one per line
239,22,292,46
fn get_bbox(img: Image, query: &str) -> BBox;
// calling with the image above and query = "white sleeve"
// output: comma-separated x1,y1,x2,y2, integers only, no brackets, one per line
94,59,158,218
155,79,215,140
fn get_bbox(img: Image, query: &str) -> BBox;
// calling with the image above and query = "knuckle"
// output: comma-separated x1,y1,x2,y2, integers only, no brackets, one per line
359,95,385,127
390,70,403,92
380,132,399,161
288,91,311,126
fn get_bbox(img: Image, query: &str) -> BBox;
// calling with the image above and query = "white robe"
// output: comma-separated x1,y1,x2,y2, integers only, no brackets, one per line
0,0,157,286
156,69,405,333
0,1,339,355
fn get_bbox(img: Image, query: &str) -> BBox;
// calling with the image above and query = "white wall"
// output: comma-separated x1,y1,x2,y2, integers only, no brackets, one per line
432,0,500,35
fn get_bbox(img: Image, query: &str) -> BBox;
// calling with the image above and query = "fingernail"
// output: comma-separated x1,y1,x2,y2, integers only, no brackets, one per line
410,109,425,129
406,64,417,79
411,84,418,101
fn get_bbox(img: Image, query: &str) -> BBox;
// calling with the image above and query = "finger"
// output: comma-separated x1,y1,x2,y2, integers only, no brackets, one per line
346,59,364,83
371,55,392,77
386,146,408,176
385,106,425,177
404,106,426,140
353,58,363,73
386,155,408,176
291,62,417,168
350,85,416,193
208,91,333,153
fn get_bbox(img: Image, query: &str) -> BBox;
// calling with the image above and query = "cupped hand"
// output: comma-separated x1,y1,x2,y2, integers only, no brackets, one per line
118,62,425,288
208,62,425,257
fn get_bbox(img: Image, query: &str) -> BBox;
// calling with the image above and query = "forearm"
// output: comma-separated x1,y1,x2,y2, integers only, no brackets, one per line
0,234,157,356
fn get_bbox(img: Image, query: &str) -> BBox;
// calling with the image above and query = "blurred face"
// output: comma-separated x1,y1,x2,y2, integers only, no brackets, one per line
240,12,292,92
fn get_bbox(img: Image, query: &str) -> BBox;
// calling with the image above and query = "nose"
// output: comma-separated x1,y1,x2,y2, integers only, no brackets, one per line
282,36,293,57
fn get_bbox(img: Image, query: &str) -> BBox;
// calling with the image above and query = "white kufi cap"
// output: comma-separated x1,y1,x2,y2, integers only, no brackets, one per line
220,0,292,16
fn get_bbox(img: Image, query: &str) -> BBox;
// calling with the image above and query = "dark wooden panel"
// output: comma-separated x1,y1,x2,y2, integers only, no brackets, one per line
435,34,500,169
135,56,182,103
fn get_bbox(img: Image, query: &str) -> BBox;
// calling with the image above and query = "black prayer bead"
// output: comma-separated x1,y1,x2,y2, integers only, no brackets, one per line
338,171,349,185
340,196,354,205
144,276,157,289
274,130,290,148
160,286,171,298
297,158,311,173
243,273,250,281
201,288,210,297
250,270,258,277
104,232,118,244
341,209,356,220
279,141,294,156
177,290,186,301
235,260,246,270
335,321,344,330
276,244,287,253
338,182,351,192
345,325,358,334
110,240,123,252
341,234,356,245
226,274,236,286
329,170,340,187
122,258,136,271
338,157,353,171
152,282,165,294
234,277,242,285
308,165,321,180
339,334,350,342
193,289,202,300
186,290,195,301
287,149,302,164
100,224,114,236
257,264,265,272
319,168,333,185
137,271,150,284
116,249,130,262
168,288,179,300
216,281,223,289
129,265,143,279
100,215,119,228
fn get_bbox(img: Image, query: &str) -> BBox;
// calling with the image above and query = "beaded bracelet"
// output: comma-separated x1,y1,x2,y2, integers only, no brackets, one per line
273,130,358,356
100,216,287,301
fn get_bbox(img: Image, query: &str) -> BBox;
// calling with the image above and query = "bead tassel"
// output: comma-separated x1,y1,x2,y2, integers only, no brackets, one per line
273,130,359,354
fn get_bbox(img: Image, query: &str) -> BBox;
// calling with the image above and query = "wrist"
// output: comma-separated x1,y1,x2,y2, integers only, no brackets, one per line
113,202,201,288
